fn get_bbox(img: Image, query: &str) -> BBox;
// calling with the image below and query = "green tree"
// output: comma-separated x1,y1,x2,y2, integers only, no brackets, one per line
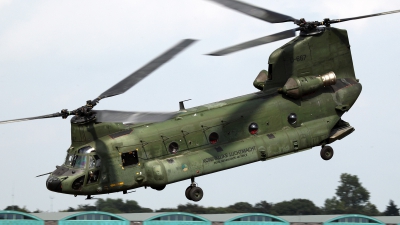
204,206,232,214
155,207,177,212
62,207,77,212
323,197,345,214
76,204,96,211
323,173,380,215
336,173,370,210
60,198,154,213
157,202,261,214
384,200,400,216
227,202,255,213
254,200,275,214
96,198,152,213
3,205,29,213
363,202,380,216
177,203,207,214
273,199,321,215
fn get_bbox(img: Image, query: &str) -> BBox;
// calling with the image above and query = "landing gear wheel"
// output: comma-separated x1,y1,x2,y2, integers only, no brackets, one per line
189,186,203,202
320,145,334,160
185,186,192,200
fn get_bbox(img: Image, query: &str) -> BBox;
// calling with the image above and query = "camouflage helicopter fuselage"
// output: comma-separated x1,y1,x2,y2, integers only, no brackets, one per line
46,27,362,200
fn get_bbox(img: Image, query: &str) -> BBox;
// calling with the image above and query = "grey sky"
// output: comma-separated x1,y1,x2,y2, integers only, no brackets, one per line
1,0,400,212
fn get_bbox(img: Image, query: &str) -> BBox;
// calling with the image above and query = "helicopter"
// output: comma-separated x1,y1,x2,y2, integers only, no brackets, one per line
1,0,400,203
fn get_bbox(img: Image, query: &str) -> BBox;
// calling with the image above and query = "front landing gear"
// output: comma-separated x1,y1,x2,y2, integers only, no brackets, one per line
320,145,334,160
185,177,203,202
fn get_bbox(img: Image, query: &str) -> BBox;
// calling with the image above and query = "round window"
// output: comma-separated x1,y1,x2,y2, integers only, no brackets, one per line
209,132,219,144
248,122,259,134
168,142,179,154
288,113,297,124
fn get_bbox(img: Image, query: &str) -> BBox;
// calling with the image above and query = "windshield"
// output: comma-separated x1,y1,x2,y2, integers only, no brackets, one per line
72,155,87,169
63,146,95,168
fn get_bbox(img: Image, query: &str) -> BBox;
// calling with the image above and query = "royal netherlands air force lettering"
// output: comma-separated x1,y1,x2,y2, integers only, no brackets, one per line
203,146,256,164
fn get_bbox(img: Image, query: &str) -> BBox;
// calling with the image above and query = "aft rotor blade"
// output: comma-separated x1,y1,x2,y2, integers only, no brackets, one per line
98,39,197,100
209,0,296,23
94,110,178,124
329,9,400,24
207,29,296,56
0,112,62,125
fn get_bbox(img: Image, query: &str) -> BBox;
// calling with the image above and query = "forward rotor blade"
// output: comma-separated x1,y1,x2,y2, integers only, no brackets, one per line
0,112,62,125
94,110,178,124
329,9,400,24
209,0,296,23
207,29,296,56
36,172,52,178
98,39,197,100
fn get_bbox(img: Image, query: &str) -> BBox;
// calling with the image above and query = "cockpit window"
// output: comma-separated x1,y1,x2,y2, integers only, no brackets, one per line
64,154,74,166
72,155,87,169
64,146,95,168
78,146,95,154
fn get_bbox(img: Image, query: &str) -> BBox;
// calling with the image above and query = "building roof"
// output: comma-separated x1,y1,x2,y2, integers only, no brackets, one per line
280,215,342,222
199,213,244,222
32,212,78,220
29,212,400,224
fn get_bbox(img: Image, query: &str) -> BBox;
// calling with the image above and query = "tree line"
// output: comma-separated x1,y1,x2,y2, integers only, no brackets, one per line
4,173,400,216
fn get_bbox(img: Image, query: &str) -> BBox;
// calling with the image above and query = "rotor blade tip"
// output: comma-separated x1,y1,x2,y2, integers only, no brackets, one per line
184,39,198,42
206,53,222,56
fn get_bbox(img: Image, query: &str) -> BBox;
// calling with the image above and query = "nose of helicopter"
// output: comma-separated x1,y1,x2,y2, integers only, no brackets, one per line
46,176,62,192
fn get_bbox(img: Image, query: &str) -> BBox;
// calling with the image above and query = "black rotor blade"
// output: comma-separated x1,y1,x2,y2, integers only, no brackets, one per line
207,29,296,56
0,112,62,125
36,172,52,178
94,110,178,124
209,0,296,23
329,9,400,24
98,39,197,100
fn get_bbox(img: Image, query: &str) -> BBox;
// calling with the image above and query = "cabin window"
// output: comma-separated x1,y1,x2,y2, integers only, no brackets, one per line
121,150,139,167
209,132,219,144
89,155,101,168
288,113,297,124
87,170,100,184
168,142,179,154
248,123,259,134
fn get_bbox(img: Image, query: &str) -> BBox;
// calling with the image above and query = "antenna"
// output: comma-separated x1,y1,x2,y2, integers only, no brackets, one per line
50,196,54,212
179,99,192,111
11,184,14,211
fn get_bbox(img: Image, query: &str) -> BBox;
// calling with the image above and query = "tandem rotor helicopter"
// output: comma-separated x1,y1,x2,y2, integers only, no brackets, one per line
1,0,400,202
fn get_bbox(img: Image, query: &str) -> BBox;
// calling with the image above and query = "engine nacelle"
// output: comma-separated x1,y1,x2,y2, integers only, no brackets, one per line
280,71,336,99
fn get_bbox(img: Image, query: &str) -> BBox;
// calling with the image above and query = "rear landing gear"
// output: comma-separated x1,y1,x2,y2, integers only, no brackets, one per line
320,145,334,160
185,177,203,202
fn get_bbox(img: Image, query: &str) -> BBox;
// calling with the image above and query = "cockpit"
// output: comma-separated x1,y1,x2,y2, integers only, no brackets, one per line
46,146,103,193
64,146,101,169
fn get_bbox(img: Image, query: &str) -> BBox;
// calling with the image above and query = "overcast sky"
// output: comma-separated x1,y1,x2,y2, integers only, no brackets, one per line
1,0,400,213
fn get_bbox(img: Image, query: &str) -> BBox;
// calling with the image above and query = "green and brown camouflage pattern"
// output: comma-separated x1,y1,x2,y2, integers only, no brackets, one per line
47,28,362,197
